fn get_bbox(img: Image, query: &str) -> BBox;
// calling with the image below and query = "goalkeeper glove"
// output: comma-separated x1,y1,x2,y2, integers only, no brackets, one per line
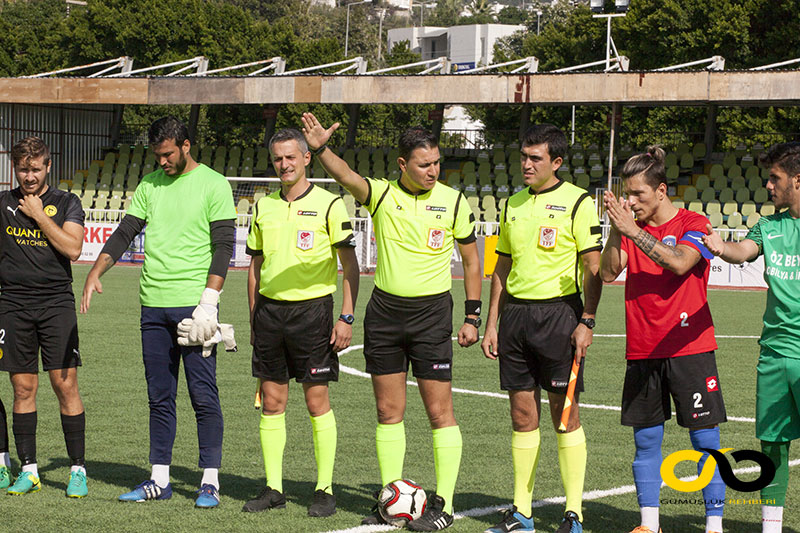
177,320,237,358
188,288,220,343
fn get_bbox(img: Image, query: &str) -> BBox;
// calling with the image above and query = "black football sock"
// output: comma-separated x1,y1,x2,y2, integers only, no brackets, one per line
61,412,86,467
12,411,37,466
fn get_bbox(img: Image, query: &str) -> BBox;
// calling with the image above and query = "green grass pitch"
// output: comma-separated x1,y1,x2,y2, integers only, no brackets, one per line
0,265,797,532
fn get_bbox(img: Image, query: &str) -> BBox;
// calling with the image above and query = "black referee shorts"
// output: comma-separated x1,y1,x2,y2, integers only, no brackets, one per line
364,288,453,380
621,351,727,428
0,305,81,373
251,294,339,383
498,295,583,394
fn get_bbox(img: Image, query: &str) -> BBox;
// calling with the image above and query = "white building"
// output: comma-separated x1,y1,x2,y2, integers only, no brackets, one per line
387,23,525,70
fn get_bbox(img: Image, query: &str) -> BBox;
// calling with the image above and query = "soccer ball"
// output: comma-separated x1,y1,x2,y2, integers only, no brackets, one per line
378,479,427,527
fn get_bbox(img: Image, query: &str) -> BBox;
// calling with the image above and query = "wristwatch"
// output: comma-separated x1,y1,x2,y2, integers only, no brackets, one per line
579,317,595,329
464,316,482,329
338,314,355,325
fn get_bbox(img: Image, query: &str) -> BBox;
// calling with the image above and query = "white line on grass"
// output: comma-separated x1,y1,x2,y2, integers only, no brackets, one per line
324,459,800,533
338,344,756,423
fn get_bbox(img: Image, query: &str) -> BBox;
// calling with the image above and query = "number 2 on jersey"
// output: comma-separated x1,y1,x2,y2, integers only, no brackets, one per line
680,312,689,328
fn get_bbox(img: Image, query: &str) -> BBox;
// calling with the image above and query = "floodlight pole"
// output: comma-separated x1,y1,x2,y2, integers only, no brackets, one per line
345,0,371,58
536,10,542,35
592,13,625,71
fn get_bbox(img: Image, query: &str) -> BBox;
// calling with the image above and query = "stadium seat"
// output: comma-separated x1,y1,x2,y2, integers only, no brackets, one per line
731,176,746,190
571,152,585,167
342,195,356,218
711,175,727,192
665,152,678,168
666,165,680,183
255,147,270,172
199,146,213,167
722,201,738,216
741,201,756,217
708,164,724,180
727,212,742,228
483,203,498,223
746,212,761,228
466,196,480,218
753,187,769,204
574,173,590,190
236,198,251,215
708,211,723,227
447,171,461,190
718,188,734,204
695,175,710,191
740,154,754,168
242,147,255,162
692,143,707,159
679,153,694,169
700,187,715,203
72,171,85,192
58,180,69,192
735,188,751,203
671,199,684,209
722,152,737,169
682,186,698,203
706,200,721,215
687,200,703,214
761,202,775,216
589,164,604,180
728,165,743,180
747,175,762,191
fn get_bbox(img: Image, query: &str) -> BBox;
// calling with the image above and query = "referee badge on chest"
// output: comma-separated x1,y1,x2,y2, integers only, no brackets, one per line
427,228,445,250
538,226,558,249
297,230,314,250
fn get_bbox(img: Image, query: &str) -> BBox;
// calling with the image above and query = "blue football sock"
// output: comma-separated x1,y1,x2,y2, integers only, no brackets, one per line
633,424,664,508
690,427,725,516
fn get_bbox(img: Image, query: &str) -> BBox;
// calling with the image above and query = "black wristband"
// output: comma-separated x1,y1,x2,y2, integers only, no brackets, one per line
465,299,482,316
313,144,328,156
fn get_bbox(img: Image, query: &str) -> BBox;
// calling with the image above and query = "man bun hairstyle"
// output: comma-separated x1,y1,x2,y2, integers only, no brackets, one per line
11,136,50,167
521,123,567,162
148,116,190,147
759,142,800,179
398,127,437,161
621,145,667,189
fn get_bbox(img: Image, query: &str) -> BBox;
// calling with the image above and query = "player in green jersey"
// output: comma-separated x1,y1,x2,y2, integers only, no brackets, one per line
301,112,482,531
704,142,800,533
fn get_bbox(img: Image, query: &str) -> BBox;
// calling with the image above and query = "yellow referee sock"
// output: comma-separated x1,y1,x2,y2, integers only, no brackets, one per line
512,429,541,518
311,410,337,495
376,422,405,486
432,425,462,514
557,425,586,522
259,412,286,493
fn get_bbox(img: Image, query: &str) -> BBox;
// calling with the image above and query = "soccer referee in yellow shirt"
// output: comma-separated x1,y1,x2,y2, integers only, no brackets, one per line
241,128,359,518
301,113,482,531
482,124,603,533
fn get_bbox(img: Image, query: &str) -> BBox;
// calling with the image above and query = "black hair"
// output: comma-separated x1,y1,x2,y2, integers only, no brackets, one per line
521,123,567,161
148,116,190,146
398,127,437,161
759,142,800,178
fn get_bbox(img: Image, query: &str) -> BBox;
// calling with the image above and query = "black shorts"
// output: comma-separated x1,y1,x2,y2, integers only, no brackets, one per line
0,305,81,373
364,288,453,380
251,294,339,383
621,351,727,428
498,295,584,394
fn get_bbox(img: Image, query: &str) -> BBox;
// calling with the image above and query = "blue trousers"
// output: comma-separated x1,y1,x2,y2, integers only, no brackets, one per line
141,306,223,468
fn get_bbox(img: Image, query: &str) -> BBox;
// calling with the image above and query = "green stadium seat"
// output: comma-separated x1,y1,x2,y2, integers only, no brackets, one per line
687,200,703,214
718,188,734,204
481,195,496,212
466,196,480,218
722,201,737,216
728,165,742,180
255,147,270,172
589,164,604,180
671,199,684,210
753,187,768,204
692,143,707,159
705,200,721,215
682,186,698,203
664,152,678,168
761,202,775,216
700,187,715,204
708,211,723,227
58,180,69,192
575,173,590,190
734,143,748,158
735,188,750,203
709,164,724,180
695,175,710,191
666,165,680,183
483,203,498,223
741,201,757,217
571,153,585,167
740,154,754,168
447,171,461,190
746,212,760,228
236,198,250,214
200,146,213,166
746,175,762,191
727,212,742,228
679,153,694,169
722,153,737,170
711,175,727,191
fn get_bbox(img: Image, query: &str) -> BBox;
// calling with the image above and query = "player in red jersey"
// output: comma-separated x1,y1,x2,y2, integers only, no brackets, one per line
601,147,726,533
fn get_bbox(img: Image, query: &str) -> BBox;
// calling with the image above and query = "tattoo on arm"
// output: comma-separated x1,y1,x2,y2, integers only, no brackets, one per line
99,255,115,275
633,229,683,268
